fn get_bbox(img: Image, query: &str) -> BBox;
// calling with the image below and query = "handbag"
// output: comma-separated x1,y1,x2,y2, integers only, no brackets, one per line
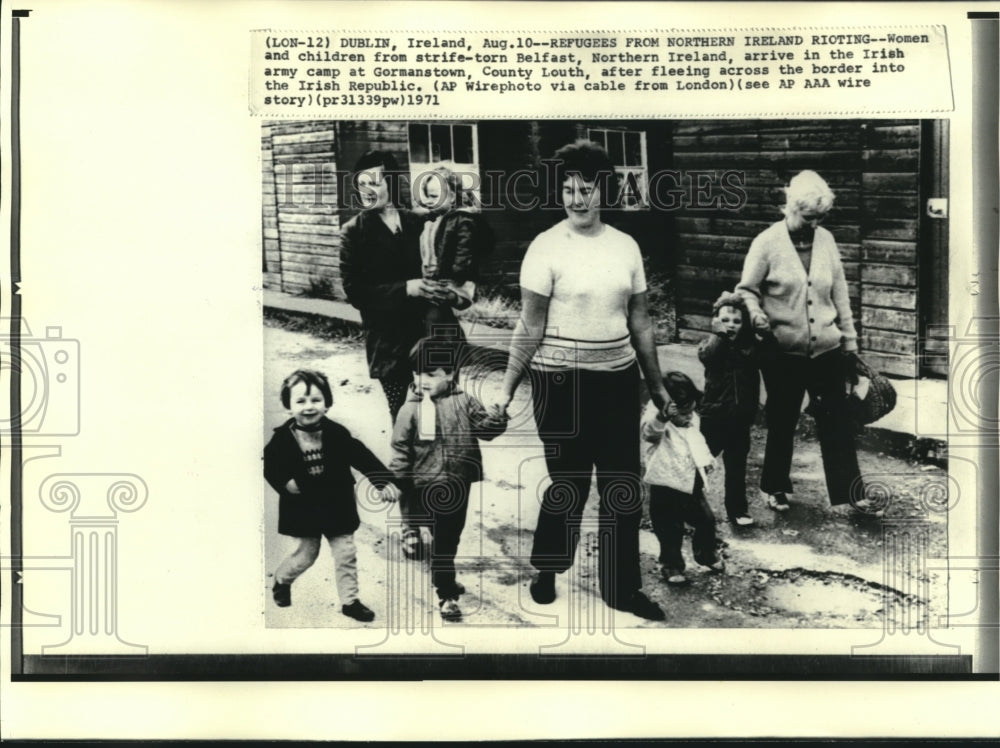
849,355,897,424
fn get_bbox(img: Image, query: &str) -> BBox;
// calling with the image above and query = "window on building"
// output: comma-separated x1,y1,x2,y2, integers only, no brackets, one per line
587,128,648,210
408,122,480,209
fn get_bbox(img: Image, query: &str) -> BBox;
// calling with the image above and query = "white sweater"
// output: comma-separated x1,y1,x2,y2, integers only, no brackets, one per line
640,402,715,493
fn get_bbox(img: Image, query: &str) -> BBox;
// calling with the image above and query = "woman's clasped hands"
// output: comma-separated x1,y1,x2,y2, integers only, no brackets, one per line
405,278,454,306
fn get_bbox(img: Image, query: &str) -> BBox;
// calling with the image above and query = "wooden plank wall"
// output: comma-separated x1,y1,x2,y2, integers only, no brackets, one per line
261,124,280,289
264,120,342,297
476,121,569,294
673,119,922,377
858,122,922,377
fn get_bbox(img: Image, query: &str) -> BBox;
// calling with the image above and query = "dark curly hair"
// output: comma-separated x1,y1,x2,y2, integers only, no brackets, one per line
661,370,702,410
408,336,461,377
549,139,616,209
352,149,404,208
280,369,333,409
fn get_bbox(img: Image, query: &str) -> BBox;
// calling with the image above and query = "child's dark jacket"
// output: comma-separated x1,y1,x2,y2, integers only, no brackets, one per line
389,384,507,489
264,416,394,538
698,332,760,422
433,209,494,285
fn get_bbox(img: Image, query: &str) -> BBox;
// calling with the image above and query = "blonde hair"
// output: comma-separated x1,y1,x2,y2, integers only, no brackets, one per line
417,162,481,212
781,170,835,217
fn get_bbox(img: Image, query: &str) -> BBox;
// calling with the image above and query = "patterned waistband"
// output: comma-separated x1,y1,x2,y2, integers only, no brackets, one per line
531,334,635,372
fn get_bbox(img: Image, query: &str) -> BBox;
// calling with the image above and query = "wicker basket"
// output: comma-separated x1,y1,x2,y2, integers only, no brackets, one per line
850,356,898,425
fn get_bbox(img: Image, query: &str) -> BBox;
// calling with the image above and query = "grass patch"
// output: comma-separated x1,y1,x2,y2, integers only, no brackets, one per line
646,270,677,345
457,287,521,330
264,306,364,343
302,274,337,300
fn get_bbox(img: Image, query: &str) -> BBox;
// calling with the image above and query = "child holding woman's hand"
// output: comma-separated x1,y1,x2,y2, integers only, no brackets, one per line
641,372,724,587
264,369,401,622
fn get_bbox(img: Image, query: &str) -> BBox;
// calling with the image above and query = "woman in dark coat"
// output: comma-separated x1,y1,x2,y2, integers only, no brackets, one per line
339,151,466,423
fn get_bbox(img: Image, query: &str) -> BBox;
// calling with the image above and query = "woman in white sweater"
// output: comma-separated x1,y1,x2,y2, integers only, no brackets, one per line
736,170,879,516
496,140,669,620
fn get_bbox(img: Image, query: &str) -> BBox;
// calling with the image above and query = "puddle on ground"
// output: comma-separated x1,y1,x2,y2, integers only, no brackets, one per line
764,577,883,618
762,574,926,624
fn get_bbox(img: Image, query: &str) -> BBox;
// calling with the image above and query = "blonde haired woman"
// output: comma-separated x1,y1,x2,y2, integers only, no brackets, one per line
736,170,879,516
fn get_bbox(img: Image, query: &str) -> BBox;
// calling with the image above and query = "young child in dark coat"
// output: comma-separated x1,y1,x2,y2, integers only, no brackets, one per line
416,163,494,334
264,369,400,621
388,337,508,621
698,292,761,525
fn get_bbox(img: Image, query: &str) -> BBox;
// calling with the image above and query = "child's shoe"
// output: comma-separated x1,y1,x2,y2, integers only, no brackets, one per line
401,530,422,560
342,599,376,622
763,491,791,512
272,581,291,607
730,514,755,527
419,526,434,548
663,568,688,586
439,598,462,621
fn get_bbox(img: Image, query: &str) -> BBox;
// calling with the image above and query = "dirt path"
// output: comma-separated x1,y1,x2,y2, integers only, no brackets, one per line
262,316,947,633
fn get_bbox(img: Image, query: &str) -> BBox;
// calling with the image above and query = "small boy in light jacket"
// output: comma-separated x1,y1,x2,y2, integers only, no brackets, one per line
388,336,508,621
641,371,724,586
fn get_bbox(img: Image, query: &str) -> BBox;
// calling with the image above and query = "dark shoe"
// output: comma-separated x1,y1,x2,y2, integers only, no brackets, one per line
763,491,791,512
439,598,462,621
342,599,375,622
272,581,291,607
613,591,666,621
454,581,466,596
529,572,556,604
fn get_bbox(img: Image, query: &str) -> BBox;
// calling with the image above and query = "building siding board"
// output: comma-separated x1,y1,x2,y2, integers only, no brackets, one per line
675,119,923,376
258,119,932,377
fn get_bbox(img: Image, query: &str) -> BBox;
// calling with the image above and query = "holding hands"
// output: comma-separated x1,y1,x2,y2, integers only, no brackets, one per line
662,401,693,428
488,392,513,423
751,313,775,342
379,482,402,503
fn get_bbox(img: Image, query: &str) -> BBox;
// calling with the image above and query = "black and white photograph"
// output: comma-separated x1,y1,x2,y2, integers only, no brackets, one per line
261,118,952,634
2,0,997,741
